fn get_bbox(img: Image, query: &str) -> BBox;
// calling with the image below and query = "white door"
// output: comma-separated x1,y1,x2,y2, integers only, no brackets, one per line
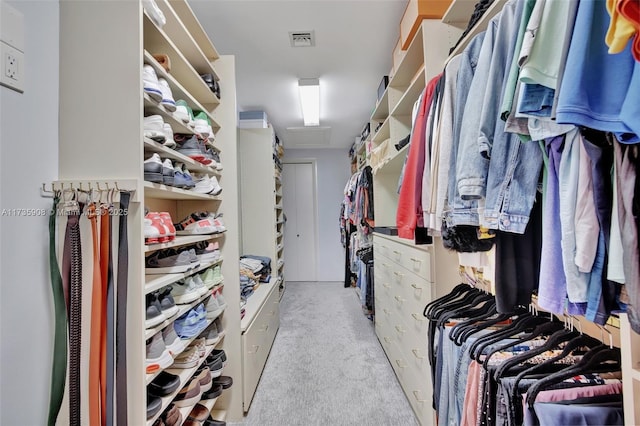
282,162,317,281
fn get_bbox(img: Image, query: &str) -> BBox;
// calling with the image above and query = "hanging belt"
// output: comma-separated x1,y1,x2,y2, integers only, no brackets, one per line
47,195,67,426
115,192,130,425
100,205,113,426
63,202,84,426
88,203,102,426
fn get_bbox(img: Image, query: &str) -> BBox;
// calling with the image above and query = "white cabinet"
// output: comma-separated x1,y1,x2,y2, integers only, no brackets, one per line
373,234,458,425
58,0,242,423
238,126,284,410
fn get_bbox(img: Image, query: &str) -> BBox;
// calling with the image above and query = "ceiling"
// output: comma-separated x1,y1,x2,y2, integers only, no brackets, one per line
189,0,407,150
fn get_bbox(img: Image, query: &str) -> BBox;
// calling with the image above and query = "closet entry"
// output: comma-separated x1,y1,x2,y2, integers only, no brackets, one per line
282,161,317,281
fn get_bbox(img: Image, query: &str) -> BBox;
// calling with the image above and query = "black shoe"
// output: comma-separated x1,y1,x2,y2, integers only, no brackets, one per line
149,371,181,397
147,394,162,419
212,375,233,389
201,384,223,400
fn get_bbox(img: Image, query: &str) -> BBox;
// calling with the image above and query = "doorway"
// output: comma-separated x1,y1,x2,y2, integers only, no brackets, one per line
282,161,318,281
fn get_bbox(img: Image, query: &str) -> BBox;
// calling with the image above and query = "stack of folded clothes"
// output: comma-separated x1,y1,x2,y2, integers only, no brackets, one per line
239,268,258,299
240,255,272,283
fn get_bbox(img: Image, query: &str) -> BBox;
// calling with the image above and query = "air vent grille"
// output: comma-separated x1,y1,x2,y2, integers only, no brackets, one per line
289,31,315,47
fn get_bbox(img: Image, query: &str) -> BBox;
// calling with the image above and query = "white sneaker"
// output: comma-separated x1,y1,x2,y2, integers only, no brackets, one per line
142,0,166,27
144,115,166,142
209,175,222,196
170,278,201,304
215,289,227,308
192,274,210,296
205,294,223,320
193,175,215,194
194,117,210,137
163,123,176,148
174,105,191,124
158,78,176,112
162,158,175,186
207,126,215,143
143,64,163,102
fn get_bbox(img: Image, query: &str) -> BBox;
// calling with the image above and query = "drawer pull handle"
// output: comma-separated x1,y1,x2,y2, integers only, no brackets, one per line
395,325,406,334
394,296,405,303
413,390,427,403
410,257,421,263
260,325,269,332
411,313,424,322
381,245,388,250
381,263,389,268
411,283,422,291
393,250,401,255
249,345,260,354
269,310,276,316
383,283,391,289
383,309,390,315
395,360,407,369
412,349,426,360
384,337,391,344
393,272,404,278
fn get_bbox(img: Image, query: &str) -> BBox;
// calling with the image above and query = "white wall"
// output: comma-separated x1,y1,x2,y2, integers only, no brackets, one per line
283,148,351,282
0,1,59,424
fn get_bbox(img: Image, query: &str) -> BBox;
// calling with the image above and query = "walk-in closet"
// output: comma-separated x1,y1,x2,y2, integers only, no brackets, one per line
1,0,639,425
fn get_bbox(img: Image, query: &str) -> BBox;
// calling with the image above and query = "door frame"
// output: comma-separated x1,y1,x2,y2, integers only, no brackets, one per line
282,159,319,281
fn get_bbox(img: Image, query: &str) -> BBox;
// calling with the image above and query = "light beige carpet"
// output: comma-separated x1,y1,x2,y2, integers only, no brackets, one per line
236,281,419,426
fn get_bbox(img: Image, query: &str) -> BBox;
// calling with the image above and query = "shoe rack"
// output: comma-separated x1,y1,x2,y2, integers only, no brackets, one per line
58,0,243,424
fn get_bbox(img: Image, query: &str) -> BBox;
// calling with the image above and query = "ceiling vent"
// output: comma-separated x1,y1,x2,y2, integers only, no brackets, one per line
289,31,315,47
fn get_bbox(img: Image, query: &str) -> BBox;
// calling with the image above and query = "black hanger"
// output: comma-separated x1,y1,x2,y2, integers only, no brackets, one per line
481,321,565,370
524,344,621,407
492,327,578,380
448,302,498,342
455,312,515,346
435,292,495,329
509,333,601,400
427,287,481,321
469,313,544,360
423,283,472,318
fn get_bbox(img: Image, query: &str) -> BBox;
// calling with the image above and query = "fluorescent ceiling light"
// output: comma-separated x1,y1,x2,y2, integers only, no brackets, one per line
298,78,320,126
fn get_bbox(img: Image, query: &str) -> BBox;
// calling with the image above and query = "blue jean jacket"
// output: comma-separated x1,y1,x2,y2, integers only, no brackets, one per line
453,0,542,234
445,32,486,228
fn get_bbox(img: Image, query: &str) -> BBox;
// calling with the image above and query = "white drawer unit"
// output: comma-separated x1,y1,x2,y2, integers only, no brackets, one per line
373,233,459,425
241,283,280,410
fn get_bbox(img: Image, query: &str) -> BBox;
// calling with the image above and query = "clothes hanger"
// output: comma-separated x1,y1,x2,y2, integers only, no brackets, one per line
469,313,544,360
429,288,486,322
454,312,516,346
492,327,579,380
480,320,566,370
452,305,529,345
524,344,621,407
435,292,495,329
426,285,479,321
422,283,473,318
448,302,498,343
509,332,602,400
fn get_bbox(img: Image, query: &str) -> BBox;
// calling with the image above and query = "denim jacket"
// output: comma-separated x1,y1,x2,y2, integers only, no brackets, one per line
444,31,486,228
454,0,542,233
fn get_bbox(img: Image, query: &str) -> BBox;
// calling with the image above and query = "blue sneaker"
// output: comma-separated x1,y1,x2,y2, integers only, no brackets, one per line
174,309,203,339
173,168,188,188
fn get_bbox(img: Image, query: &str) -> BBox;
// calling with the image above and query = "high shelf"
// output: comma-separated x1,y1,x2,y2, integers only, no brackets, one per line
58,0,243,423
238,126,283,410
366,19,462,426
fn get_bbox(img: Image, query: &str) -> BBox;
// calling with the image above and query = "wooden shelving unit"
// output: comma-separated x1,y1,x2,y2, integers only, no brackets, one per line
59,0,243,423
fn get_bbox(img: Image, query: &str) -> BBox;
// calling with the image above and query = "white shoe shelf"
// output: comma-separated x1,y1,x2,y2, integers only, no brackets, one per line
238,126,284,409
59,0,244,423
